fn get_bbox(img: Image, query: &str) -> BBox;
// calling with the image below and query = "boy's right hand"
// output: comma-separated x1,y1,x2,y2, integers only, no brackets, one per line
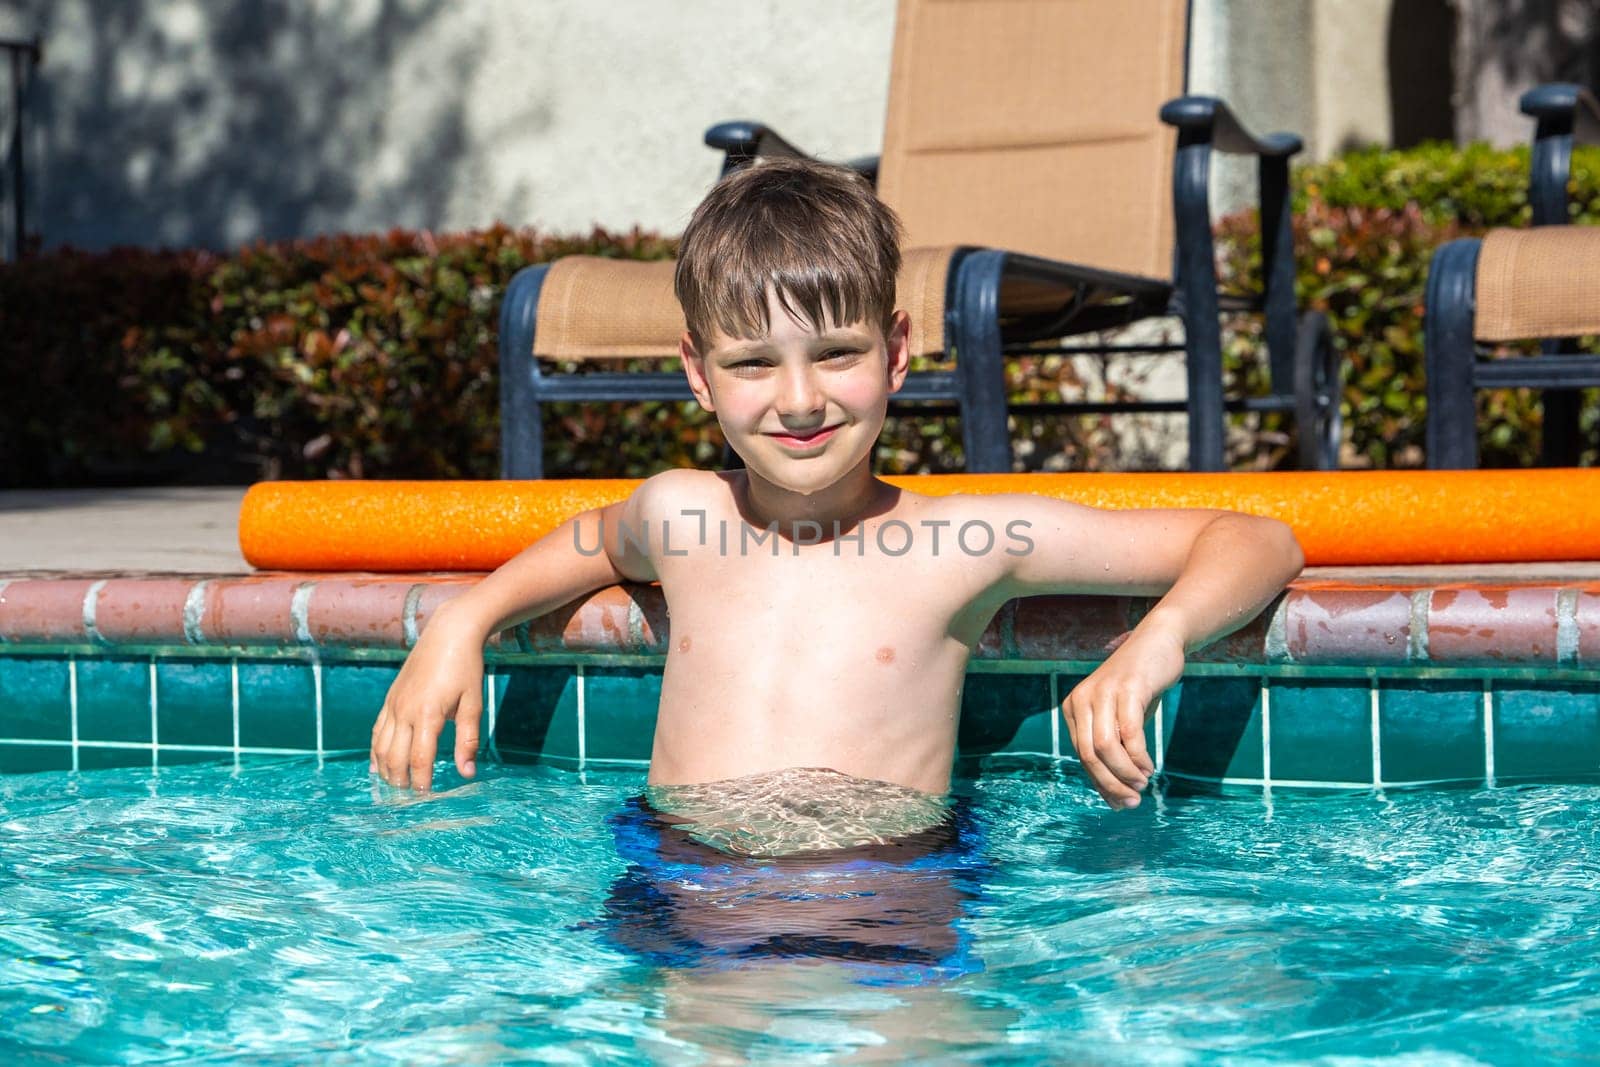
369,601,487,792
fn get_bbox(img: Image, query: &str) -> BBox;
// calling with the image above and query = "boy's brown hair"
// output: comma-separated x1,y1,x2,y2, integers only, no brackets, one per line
674,157,904,350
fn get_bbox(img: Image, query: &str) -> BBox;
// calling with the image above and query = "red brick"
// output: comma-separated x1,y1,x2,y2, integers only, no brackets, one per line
93,578,196,645
528,585,635,654
0,578,97,642
1012,595,1134,662
1576,590,1600,665
305,578,412,648
1428,586,1558,664
1283,587,1412,664
199,577,301,645
633,584,670,654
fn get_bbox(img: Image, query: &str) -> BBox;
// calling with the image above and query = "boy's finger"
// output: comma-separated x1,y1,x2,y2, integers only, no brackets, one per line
1090,694,1148,799
454,692,483,779
1118,694,1156,777
369,708,390,773
1073,704,1138,808
385,722,413,786
374,715,399,783
409,720,440,792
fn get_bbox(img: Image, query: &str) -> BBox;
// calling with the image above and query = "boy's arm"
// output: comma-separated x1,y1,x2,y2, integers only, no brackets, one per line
985,495,1305,809
370,486,659,792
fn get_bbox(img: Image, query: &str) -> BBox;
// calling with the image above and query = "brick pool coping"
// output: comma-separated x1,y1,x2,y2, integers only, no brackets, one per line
2,570,1599,670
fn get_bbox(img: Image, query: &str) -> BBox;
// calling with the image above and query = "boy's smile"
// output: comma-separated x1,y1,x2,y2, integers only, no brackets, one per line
682,288,911,518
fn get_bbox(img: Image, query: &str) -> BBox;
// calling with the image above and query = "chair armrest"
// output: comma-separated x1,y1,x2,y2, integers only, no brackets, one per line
1521,83,1600,144
1519,83,1600,226
1159,96,1303,157
705,120,810,176
703,121,879,183
1161,96,1304,397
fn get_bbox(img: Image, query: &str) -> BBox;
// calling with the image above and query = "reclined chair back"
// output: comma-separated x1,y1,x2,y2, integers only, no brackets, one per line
876,0,1189,282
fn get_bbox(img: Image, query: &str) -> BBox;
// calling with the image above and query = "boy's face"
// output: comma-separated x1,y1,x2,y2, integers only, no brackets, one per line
682,289,911,496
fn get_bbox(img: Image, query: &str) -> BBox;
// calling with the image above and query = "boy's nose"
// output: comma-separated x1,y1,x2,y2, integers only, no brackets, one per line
776,365,824,417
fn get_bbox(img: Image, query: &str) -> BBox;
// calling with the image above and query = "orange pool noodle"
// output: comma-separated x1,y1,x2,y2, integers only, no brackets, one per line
239,470,1600,571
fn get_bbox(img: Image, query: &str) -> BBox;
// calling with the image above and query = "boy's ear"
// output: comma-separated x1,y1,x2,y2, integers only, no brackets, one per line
680,331,716,413
884,310,912,393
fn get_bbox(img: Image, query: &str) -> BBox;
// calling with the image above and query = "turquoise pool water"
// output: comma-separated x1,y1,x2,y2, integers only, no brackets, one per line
2,757,1597,1064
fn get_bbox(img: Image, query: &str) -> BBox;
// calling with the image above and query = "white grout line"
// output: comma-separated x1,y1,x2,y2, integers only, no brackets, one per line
1370,678,1383,788
312,658,324,765
68,656,80,772
149,659,159,769
1154,692,1168,770
1048,673,1061,759
1260,679,1272,789
82,579,109,644
3,739,357,756
230,658,241,768
575,664,587,767
1483,680,1496,788
484,668,501,763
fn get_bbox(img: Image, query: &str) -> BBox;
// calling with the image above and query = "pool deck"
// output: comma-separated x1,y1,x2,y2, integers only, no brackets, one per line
4,486,1600,672
4,485,1600,584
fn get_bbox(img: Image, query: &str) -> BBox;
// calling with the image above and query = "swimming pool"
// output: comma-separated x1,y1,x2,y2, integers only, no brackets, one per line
3,756,1596,1062
4,569,1600,1061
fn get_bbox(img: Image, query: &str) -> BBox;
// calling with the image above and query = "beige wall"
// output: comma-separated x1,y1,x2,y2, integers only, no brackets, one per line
0,0,1407,251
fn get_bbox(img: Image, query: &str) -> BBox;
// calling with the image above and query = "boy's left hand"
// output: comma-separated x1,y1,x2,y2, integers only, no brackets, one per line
1061,622,1186,810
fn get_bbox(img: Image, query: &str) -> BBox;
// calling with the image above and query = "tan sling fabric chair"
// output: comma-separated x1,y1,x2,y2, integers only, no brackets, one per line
1425,83,1600,469
502,0,1332,477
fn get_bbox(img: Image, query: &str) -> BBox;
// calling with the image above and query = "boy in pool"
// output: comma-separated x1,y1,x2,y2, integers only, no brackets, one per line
369,156,1304,814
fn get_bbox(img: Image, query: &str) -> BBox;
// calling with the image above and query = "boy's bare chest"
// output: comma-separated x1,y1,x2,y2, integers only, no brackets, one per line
651,536,1000,650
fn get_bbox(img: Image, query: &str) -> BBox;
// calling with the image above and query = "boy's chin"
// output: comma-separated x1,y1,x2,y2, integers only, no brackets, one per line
744,448,873,495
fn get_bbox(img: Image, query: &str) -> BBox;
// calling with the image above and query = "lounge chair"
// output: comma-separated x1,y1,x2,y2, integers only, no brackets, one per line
1425,83,1600,469
501,0,1340,478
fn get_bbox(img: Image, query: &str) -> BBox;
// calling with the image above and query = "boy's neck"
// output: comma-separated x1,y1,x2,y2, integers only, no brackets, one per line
738,458,892,538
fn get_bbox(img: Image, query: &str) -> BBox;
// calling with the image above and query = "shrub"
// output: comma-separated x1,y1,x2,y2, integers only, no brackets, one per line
4,141,1596,486
1220,141,1600,469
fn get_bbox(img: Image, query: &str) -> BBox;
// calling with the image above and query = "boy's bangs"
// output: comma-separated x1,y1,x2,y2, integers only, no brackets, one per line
708,259,871,342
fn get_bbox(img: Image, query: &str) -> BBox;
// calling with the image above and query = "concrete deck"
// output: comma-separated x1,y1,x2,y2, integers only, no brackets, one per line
3,485,1600,582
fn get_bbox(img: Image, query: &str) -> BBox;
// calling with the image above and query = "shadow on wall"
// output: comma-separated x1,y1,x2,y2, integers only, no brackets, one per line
23,0,476,252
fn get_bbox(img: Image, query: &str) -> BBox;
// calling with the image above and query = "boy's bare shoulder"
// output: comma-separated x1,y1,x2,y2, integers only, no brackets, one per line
629,468,739,520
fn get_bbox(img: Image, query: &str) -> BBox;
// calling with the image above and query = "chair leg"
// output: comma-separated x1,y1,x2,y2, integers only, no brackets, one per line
499,265,549,479
1423,239,1482,470
1540,334,1581,465
950,249,1014,473
1173,135,1226,472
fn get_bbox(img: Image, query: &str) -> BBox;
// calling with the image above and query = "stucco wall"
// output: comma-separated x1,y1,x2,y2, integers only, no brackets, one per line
0,0,1413,253
0,0,896,251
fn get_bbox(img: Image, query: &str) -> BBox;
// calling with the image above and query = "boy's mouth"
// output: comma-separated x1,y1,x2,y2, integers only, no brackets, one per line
766,424,841,450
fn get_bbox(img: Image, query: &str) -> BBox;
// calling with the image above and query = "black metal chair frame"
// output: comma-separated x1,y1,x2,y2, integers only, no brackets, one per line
1425,82,1600,469
501,101,1341,479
